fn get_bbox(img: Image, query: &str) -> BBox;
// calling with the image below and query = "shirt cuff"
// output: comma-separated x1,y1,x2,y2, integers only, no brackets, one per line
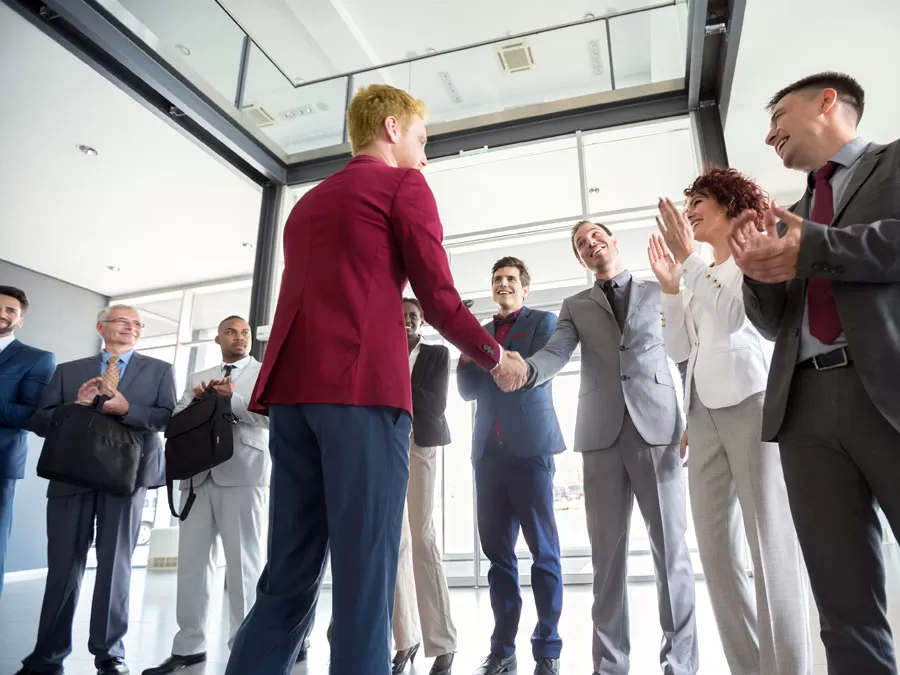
489,346,505,373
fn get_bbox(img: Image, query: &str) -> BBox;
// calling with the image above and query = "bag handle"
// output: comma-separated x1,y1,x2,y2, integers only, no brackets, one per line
168,477,196,522
90,394,112,410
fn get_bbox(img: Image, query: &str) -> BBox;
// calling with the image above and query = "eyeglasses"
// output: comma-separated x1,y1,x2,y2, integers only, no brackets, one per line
102,318,145,329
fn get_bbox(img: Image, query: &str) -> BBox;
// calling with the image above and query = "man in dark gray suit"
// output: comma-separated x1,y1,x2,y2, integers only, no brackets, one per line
500,222,697,675
730,72,900,675
17,305,176,675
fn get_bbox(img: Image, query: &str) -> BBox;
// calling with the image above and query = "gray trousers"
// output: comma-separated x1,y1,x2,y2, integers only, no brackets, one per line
583,412,697,675
23,488,146,673
688,388,812,675
778,364,900,675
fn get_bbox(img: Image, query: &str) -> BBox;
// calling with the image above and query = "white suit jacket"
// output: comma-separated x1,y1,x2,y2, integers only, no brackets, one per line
174,356,270,488
660,253,772,415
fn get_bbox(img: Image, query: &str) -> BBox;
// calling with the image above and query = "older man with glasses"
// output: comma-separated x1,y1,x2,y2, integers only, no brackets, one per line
16,304,176,675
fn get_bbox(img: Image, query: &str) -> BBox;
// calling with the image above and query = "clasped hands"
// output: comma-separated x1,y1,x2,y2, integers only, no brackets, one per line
193,377,235,400
75,377,130,416
492,351,529,392
728,201,804,283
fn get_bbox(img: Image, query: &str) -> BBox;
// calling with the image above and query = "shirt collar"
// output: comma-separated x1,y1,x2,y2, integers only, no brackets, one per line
102,349,134,366
829,136,869,168
409,338,422,357
222,355,251,371
0,334,16,352
597,269,633,289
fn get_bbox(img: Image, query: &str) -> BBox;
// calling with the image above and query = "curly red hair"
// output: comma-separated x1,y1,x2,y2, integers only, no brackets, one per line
683,167,768,227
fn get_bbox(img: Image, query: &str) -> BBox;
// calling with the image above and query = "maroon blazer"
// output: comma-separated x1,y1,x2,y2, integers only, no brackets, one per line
251,155,501,416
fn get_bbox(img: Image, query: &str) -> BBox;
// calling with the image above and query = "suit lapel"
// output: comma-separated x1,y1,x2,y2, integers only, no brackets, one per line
833,146,884,225
504,308,531,349
588,283,613,316
624,280,647,333
0,340,24,372
411,343,428,385
118,353,145,394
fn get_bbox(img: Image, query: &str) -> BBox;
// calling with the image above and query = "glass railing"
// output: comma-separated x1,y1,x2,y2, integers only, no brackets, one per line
103,0,688,158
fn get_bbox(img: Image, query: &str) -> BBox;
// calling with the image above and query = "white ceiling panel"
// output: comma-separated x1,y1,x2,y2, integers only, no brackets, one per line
0,3,262,297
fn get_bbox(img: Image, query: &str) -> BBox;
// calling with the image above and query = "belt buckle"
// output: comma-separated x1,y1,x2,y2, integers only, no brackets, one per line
813,347,849,371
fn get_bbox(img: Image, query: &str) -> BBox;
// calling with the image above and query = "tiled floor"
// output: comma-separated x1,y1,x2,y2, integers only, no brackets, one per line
3,545,900,674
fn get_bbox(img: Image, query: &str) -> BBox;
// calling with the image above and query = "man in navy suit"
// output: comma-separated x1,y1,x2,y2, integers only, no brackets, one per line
0,286,56,600
458,257,565,675
17,304,176,675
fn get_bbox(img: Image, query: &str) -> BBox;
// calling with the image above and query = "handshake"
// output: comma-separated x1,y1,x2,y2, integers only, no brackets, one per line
492,351,530,392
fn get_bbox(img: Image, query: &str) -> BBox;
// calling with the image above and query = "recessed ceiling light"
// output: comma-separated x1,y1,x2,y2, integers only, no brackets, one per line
425,47,437,54
406,51,418,58
316,101,329,112
241,242,254,249
584,12,596,19
175,44,191,56
77,144,98,157
107,265,121,272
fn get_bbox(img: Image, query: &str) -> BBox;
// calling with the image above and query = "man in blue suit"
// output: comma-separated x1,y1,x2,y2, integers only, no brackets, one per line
17,304,176,675
458,257,565,675
0,286,56,600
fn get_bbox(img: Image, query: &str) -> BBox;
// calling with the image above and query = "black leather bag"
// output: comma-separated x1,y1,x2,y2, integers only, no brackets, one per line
37,395,144,496
164,389,237,520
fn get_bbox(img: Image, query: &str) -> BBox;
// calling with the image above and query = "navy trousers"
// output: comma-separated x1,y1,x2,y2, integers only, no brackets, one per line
225,404,411,675
0,478,15,599
475,440,563,660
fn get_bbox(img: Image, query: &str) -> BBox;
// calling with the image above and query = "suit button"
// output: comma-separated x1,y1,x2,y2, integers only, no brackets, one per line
792,327,800,338
619,345,626,351
812,262,823,272
620,375,629,381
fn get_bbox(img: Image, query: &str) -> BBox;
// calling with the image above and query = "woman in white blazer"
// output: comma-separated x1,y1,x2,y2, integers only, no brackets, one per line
648,168,812,675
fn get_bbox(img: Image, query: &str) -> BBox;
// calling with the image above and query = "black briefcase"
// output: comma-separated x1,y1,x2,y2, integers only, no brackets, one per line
37,395,144,496
164,389,238,520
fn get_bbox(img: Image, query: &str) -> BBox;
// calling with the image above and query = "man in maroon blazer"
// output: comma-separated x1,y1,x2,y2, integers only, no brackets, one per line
226,85,523,675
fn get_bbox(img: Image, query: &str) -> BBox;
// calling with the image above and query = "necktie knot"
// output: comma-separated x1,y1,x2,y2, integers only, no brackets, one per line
102,355,120,389
108,356,119,366
815,161,838,185
223,364,236,377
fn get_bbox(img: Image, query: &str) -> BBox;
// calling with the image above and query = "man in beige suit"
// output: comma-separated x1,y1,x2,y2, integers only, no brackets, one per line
143,316,270,675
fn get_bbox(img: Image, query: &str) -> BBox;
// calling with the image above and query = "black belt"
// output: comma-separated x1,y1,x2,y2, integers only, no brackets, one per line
797,347,852,371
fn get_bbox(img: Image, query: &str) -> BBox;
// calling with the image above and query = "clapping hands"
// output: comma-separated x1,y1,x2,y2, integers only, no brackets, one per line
492,351,528,392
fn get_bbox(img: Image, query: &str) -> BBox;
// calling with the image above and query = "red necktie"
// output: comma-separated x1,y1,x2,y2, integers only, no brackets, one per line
807,161,842,344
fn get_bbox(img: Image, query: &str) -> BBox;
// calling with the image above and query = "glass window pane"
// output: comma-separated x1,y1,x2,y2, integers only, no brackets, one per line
132,296,182,339
408,20,612,127
609,3,689,90
442,380,475,559
424,137,582,237
117,0,245,103
190,285,252,336
552,374,590,553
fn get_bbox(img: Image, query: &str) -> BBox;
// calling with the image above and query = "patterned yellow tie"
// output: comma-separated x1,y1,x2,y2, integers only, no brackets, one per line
102,356,120,389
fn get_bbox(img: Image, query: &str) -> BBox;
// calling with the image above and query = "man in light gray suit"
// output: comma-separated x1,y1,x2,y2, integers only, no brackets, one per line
507,221,697,675
17,305,176,675
731,72,900,675
143,316,270,675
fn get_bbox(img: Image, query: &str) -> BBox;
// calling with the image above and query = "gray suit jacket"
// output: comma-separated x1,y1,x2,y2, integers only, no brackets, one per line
527,277,684,451
174,358,270,489
33,353,177,497
744,139,900,441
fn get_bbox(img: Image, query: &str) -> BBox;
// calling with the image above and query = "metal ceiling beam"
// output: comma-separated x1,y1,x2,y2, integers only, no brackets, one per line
717,0,748,127
286,90,691,186
693,103,729,168
3,0,287,186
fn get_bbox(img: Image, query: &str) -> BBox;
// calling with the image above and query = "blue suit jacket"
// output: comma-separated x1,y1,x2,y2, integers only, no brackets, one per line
458,307,565,460
31,353,177,497
0,340,56,479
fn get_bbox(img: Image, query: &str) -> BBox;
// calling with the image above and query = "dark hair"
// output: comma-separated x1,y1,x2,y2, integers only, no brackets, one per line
684,168,768,229
767,72,865,124
0,286,29,313
217,315,248,332
570,220,613,261
402,297,422,314
491,256,531,288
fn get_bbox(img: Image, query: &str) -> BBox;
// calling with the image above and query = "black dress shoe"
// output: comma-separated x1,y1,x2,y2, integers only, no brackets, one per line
430,652,455,675
533,658,559,675
14,668,57,675
473,654,517,675
140,654,206,675
97,659,129,675
392,643,420,674
296,648,307,663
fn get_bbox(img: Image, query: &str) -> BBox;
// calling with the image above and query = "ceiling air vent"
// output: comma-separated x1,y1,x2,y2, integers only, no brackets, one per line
241,103,278,128
496,39,535,74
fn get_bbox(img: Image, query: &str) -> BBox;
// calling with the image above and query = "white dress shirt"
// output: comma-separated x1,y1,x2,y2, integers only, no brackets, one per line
222,355,252,383
661,253,772,414
408,338,422,376
0,333,15,353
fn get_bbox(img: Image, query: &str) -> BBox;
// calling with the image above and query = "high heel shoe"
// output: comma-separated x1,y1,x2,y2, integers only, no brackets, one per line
430,651,455,675
392,643,420,674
